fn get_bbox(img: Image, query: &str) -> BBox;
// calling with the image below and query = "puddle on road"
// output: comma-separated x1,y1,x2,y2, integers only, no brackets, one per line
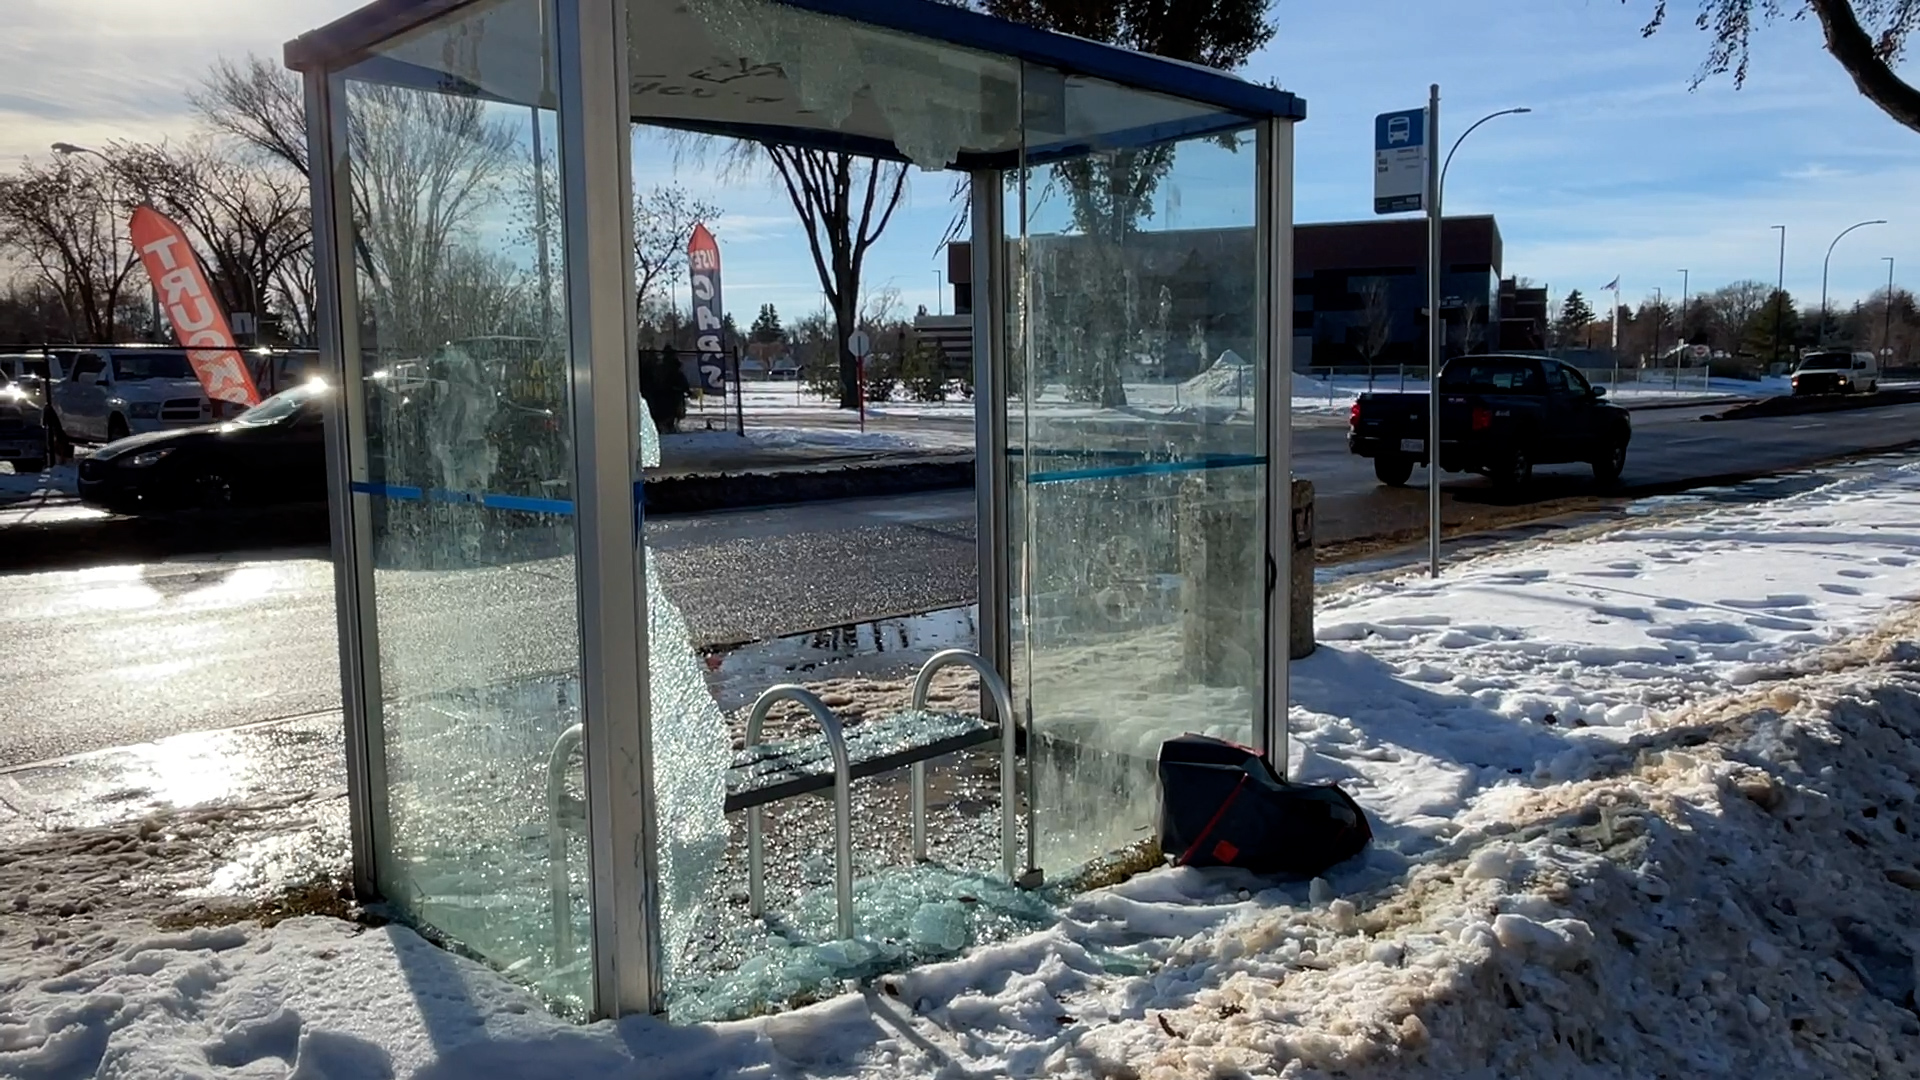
701,606,980,712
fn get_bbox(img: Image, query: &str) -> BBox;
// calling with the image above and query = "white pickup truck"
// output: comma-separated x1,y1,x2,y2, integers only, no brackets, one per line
45,346,217,451
44,346,321,453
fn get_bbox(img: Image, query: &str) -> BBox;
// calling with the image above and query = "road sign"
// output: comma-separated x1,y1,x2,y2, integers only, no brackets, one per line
847,329,872,358
1374,108,1428,215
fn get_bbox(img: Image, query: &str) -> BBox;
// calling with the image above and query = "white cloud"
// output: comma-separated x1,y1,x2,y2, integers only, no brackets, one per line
0,0,349,161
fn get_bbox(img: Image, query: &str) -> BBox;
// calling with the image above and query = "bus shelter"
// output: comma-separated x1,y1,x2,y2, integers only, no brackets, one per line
287,0,1303,1021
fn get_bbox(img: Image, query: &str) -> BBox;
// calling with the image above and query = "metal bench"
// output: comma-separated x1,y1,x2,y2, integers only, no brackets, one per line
546,648,1028,951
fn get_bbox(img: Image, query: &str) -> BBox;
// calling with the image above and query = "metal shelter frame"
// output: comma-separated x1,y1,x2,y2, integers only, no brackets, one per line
289,0,1302,1020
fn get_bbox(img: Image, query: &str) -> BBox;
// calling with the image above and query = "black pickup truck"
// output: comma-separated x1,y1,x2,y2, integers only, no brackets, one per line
1347,354,1632,488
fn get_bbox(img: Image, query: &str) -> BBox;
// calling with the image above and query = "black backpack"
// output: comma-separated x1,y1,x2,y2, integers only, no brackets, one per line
1157,734,1372,877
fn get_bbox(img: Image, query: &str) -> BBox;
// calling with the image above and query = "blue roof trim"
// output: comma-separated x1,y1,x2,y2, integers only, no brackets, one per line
770,0,1304,122
285,0,1306,123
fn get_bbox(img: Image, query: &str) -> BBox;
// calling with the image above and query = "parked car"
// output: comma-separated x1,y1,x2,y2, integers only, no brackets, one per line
47,345,221,456
1791,350,1877,396
76,380,329,513
0,363,48,473
247,348,323,398
1348,354,1633,488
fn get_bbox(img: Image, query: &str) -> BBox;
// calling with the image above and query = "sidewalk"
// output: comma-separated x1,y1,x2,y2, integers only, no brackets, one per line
5,461,1920,1076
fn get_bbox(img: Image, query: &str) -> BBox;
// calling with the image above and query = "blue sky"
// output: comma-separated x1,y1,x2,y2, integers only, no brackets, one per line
5,0,1916,322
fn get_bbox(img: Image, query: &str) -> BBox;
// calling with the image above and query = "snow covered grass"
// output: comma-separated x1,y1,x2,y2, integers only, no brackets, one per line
663,427,973,457
8,464,1920,1076
0,461,76,501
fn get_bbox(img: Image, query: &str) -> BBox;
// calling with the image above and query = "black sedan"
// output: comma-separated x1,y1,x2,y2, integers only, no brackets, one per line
78,381,329,513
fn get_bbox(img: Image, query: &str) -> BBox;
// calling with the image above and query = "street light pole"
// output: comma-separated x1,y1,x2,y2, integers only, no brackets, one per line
1651,286,1664,369
933,270,944,316
1771,226,1787,368
1427,94,1531,580
1885,256,1897,361
1677,269,1688,389
1820,219,1888,345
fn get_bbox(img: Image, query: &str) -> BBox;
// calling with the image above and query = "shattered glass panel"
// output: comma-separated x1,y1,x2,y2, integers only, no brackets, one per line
637,404,736,989
657,0,1021,170
672,864,1056,1023
341,0,588,1012
1010,108,1266,875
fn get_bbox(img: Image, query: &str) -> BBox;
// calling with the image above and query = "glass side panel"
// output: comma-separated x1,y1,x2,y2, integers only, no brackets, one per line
338,0,589,1013
1011,82,1264,875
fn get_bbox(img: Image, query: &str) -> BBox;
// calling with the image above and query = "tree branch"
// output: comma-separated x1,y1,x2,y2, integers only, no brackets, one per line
1808,0,1920,132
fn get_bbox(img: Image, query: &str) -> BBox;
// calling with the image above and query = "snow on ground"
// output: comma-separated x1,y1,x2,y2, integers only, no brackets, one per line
8,465,1920,1077
0,461,76,500
663,426,974,456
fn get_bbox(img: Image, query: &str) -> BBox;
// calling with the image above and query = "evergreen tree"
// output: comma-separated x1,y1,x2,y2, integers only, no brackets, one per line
1556,289,1596,347
1745,290,1803,364
750,303,784,344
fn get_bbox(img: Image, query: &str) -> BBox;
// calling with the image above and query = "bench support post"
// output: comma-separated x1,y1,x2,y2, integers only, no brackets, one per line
746,685,855,940
911,649,1026,883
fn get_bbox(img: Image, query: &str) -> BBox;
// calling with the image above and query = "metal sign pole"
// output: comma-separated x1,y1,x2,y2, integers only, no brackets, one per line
1426,83,1442,579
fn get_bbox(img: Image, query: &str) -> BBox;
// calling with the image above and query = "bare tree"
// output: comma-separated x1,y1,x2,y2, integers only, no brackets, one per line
762,146,908,409
1638,0,1920,134
113,144,312,343
1703,279,1773,354
1454,295,1487,355
191,55,311,175
349,86,521,354
194,54,518,353
634,185,723,310
0,152,143,342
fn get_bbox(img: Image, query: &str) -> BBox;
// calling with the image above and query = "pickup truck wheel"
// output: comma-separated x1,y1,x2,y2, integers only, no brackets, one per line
1373,454,1414,487
1492,446,1533,489
9,457,46,476
1592,441,1628,485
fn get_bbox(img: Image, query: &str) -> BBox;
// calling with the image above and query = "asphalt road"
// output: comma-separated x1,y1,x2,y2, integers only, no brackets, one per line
5,399,1919,767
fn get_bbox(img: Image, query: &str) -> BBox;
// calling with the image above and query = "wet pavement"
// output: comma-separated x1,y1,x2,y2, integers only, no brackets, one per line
0,491,977,767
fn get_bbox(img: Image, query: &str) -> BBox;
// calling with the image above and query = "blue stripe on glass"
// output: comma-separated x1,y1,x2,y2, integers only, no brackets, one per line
349,480,576,517
481,493,577,516
1026,453,1267,485
349,481,423,501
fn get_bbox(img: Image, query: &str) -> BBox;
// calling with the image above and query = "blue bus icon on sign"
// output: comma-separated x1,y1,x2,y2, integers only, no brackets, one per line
1375,109,1425,152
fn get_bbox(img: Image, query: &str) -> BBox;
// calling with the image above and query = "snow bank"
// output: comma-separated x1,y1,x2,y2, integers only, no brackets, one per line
11,658,1920,1078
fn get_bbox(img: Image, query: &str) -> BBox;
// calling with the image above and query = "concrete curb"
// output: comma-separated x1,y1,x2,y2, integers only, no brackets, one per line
0,455,979,570
646,454,974,516
1621,396,1753,412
